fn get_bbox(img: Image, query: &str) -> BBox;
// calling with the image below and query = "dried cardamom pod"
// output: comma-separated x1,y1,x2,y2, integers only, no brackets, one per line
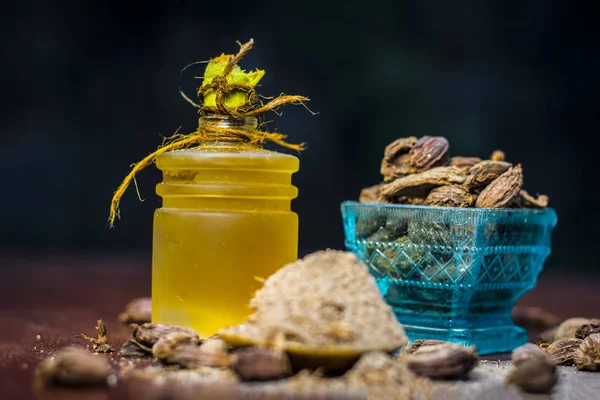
574,333,600,371
506,351,557,394
424,185,473,208
449,156,482,171
475,165,523,208
359,183,386,204
36,347,110,387
408,136,450,172
404,342,478,379
153,333,229,368
232,347,292,381
119,297,152,325
403,340,446,355
491,150,505,161
555,318,592,340
152,331,199,359
545,338,582,365
511,343,548,366
120,339,153,358
464,160,512,192
380,137,418,182
381,167,466,199
132,323,199,347
576,322,600,339
511,306,561,331
513,190,549,209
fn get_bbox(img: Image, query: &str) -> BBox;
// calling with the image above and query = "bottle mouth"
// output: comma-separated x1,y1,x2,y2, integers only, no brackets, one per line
198,115,258,130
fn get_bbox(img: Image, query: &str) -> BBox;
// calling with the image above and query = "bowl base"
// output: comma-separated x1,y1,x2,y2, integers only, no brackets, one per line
400,322,528,355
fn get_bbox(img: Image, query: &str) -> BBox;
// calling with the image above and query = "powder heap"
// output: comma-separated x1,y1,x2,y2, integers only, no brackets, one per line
220,250,408,351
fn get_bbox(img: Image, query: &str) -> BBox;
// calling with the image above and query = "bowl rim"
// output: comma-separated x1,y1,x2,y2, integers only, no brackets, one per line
341,201,557,227
341,200,556,216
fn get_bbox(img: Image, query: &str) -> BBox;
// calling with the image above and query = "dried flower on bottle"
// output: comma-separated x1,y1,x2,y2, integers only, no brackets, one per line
574,333,600,371
75,320,113,353
36,347,110,387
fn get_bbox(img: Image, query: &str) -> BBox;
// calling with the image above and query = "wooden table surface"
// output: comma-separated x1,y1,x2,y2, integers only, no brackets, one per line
0,253,598,399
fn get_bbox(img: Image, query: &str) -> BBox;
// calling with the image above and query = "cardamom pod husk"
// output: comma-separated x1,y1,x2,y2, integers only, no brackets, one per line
408,136,450,172
424,185,473,208
575,321,600,339
404,342,478,380
380,137,418,182
574,333,600,371
381,167,466,199
545,338,582,366
464,160,512,192
555,318,592,340
475,165,523,208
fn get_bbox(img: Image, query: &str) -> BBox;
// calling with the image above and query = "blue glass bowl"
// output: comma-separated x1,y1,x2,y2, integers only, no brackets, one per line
341,201,557,355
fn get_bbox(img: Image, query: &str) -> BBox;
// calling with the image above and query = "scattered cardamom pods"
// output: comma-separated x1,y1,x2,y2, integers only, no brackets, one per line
119,297,152,325
506,343,557,394
404,342,478,380
545,338,582,366
232,347,292,381
511,306,561,331
555,318,592,340
36,347,110,387
575,321,600,340
120,339,153,358
131,323,199,347
574,333,600,371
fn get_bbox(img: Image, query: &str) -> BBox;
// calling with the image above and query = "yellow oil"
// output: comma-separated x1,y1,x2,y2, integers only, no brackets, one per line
152,141,299,337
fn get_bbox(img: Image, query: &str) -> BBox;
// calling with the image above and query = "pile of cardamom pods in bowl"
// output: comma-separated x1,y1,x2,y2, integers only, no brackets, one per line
360,136,549,209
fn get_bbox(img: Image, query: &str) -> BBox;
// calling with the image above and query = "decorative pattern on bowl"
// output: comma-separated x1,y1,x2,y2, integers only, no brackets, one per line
341,201,557,354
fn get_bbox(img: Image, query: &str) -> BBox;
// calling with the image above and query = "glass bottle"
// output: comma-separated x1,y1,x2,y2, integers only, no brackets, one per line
151,115,299,337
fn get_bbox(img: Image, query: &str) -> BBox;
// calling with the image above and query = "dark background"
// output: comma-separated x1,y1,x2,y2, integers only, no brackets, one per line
1,1,598,275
